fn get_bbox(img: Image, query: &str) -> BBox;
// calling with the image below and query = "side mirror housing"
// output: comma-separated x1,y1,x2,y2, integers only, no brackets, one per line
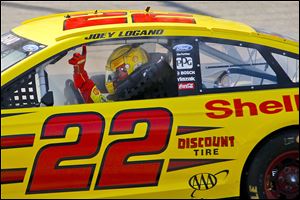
41,91,54,106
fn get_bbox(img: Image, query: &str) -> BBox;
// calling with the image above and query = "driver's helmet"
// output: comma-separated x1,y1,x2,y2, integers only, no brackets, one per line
105,44,149,94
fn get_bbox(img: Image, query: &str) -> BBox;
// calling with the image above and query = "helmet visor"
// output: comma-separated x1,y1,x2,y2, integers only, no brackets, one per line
105,64,129,92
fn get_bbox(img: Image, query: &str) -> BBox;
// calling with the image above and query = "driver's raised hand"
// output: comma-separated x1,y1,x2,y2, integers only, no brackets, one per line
68,45,87,73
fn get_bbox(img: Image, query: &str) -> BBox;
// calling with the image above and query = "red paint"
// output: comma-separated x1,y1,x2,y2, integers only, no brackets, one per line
132,13,195,24
206,95,299,119
64,12,127,30
205,100,233,119
259,100,283,114
28,113,105,193
234,99,258,117
178,136,235,149
1,169,26,183
96,108,172,188
1,134,35,149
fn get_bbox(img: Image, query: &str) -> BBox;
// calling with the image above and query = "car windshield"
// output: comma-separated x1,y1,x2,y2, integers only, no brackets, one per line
1,32,46,72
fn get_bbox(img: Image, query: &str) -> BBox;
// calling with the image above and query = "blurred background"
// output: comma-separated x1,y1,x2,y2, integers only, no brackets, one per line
1,1,299,40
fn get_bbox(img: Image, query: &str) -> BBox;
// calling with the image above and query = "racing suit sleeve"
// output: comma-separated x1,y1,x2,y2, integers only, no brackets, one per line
69,45,107,103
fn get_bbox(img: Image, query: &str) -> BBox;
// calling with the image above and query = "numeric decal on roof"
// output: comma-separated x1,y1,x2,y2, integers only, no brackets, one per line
63,12,127,30
132,13,196,24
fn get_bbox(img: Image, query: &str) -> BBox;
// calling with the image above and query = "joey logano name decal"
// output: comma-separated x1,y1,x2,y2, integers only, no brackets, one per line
85,29,164,40
205,94,299,119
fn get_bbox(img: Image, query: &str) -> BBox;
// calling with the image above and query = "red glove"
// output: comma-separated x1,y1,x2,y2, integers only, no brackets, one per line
68,45,87,73
68,45,96,103
68,45,89,88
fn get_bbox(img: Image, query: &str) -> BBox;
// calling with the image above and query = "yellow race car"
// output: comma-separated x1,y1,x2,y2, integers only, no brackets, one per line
1,9,299,199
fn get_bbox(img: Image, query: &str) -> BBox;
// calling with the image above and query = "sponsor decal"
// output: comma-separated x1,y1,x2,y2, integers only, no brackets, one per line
85,29,164,40
284,137,296,146
248,185,259,199
20,108,173,193
179,70,195,75
176,52,190,56
176,57,193,69
1,34,20,45
92,87,100,95
189,170,229,197
205,94,299,119
23,44,39,52
178,136,234,156
177,76,195,82
173,44,193,52
178,82,195,90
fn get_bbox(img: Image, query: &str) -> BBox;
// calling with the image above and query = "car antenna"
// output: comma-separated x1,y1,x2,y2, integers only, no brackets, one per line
145,6,151,13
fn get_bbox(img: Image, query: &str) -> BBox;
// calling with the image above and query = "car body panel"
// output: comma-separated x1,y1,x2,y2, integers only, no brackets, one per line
1,88,298,198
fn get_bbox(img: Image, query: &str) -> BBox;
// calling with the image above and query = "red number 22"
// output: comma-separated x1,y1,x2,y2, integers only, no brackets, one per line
27,108,172,193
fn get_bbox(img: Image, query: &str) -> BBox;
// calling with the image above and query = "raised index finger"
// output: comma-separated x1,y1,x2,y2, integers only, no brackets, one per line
82,45,87,56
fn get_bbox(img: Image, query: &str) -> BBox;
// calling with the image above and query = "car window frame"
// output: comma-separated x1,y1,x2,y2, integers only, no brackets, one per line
196,37,299,95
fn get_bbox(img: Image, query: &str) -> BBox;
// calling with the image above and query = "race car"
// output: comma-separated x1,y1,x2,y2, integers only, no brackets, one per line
1,9,299,199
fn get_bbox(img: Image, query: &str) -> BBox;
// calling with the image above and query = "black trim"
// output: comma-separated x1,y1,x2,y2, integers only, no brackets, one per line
1,69,40,109
260,49,293,86
196,37,299,94
1,112,34,118
177,126,222,135
167,159,233,172
201,83,298,95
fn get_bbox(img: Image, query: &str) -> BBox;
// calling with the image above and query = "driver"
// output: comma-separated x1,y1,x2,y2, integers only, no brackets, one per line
68,44,149,103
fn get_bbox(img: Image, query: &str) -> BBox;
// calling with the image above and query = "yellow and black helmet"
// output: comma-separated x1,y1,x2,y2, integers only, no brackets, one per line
105,45,149,94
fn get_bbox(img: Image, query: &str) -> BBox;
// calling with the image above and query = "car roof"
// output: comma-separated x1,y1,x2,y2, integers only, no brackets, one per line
10,9,299,52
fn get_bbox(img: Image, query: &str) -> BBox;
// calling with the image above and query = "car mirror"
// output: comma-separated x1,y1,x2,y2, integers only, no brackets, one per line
41,91,54,106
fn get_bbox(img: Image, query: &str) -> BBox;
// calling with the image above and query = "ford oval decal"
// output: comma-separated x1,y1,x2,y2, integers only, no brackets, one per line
173,44,193,52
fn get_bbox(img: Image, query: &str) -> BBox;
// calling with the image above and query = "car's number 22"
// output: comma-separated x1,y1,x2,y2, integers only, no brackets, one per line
27,108,172,194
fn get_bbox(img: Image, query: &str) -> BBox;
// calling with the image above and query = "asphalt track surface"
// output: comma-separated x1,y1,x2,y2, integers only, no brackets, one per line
1,1,299,40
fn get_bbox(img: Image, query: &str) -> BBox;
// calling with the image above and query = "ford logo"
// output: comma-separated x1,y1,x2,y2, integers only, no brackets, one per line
173,44,193,52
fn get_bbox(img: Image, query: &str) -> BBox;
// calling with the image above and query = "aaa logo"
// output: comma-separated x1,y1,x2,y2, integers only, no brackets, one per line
188,170,229,197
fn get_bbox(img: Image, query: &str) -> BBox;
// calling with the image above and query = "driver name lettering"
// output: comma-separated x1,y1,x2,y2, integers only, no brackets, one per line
118,29,164,37
85,29,164,40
